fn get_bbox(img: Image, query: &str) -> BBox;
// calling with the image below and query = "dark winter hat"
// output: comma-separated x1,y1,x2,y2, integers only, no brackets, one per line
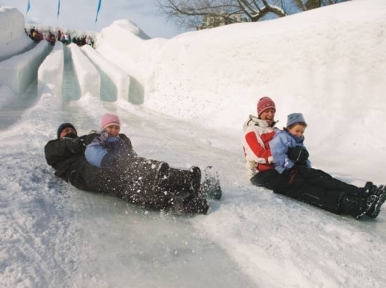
257,97,276,117
57,123,77,138
287,113,307,127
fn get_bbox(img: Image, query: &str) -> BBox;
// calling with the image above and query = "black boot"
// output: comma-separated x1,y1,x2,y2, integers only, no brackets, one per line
166,167,197,212
152,162,170,193
366,185,386,218
361,181,377,196
183,196,209,215
189,166,202,196
167,167,203,197
340,194,378,219
200,166,222,200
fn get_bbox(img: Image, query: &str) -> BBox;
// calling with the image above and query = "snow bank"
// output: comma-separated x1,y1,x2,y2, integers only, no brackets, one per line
95,0,386,141
38,42,64,97
0,6,25,44
68,43,100,98
95,20,167,103
0,40,51,95
145,0,386,135
0,84,17,108
81,45,130,102
0,6,34,62
2,1,386,288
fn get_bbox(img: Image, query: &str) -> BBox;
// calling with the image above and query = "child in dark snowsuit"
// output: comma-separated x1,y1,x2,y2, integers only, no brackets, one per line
268,113,386,219
84,113,209,214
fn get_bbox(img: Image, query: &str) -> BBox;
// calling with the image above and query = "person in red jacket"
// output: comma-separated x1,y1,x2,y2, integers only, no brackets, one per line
242,97,385,219
243,97,278,179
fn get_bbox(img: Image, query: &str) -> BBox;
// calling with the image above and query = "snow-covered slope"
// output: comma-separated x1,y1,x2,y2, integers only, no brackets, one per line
1,0,386,287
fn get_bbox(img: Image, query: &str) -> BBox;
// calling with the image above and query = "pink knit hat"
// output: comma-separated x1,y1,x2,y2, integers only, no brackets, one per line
100,113,121,130
257,97,276,117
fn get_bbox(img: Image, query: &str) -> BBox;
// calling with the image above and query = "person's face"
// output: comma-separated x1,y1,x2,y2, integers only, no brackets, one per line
259,109,276,126
59,127,76,138
105,125,120,137
288,124,306,137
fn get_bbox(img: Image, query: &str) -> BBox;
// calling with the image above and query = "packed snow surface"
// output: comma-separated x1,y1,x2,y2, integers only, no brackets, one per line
1,0,386,287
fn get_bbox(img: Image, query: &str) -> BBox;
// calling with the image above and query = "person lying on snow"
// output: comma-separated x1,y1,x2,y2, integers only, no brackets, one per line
242,97,386,219
44,115,209,215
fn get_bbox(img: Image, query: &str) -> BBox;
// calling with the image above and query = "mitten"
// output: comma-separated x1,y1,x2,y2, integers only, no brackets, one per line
82,133,97,146
288,146,309,165
71,136,87,153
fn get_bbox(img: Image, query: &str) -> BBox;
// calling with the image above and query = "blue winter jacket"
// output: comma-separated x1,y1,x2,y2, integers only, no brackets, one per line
85,131,136,168
269,129,311,174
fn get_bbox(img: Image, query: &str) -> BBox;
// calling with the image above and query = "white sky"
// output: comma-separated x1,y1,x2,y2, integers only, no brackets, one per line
1,0,386,287
0,0,182,38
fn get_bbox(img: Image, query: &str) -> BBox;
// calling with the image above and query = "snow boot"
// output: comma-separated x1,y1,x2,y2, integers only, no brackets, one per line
183,196,209,215
166,192,209,216
362,181,377,196
168,167,196,195
153,161,170,193
166,190,193,215
200,166,222,200
189,166,202,196
366,185,386,218
340,194,378,219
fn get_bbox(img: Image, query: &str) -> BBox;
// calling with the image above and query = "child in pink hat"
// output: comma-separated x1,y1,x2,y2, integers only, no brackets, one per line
84,113,213,215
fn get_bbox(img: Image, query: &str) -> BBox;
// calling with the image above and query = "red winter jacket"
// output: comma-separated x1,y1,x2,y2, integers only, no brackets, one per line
242,115,277,178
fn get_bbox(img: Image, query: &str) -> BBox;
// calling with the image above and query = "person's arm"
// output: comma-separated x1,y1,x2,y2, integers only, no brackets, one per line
269,132,294,174
244,130,274,164
44,137,79,166
85,131,110,168
85,132,130,168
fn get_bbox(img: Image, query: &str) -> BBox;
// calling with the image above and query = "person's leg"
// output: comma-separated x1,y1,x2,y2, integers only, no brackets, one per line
296,166,364,196
167,167,197,196
251,167,382,219
122,157,208,214
250,169,277,188
167,166,209,214
251,169,343,213
274,170,344,213
122,157,172,210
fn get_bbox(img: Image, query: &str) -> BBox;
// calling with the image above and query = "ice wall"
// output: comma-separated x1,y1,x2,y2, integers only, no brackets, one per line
0,6,34,62
68,43,100,98
81,45,130,102
0,41,51,95
38,42,64,97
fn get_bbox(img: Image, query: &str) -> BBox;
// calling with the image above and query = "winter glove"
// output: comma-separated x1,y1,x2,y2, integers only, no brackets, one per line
287,146,309,165
82,133,98,146
70,136,87,153
98,131,109,145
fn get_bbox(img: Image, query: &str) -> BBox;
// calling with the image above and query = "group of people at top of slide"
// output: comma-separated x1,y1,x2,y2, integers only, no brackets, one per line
44,97,386,219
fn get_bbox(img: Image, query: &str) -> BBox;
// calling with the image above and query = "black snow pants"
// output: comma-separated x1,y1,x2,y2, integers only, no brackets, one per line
250,165,363,214
76,156,199,211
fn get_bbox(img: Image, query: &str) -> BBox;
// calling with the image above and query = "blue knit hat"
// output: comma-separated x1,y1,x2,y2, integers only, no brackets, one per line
287,113,307,127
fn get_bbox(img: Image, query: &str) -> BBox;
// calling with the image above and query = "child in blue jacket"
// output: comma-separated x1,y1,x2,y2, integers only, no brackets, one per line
268,113,386,219
85,113,209,214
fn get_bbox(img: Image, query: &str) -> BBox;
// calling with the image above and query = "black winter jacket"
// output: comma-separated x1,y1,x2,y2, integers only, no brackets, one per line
44,133,182,210
44,133,98,190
